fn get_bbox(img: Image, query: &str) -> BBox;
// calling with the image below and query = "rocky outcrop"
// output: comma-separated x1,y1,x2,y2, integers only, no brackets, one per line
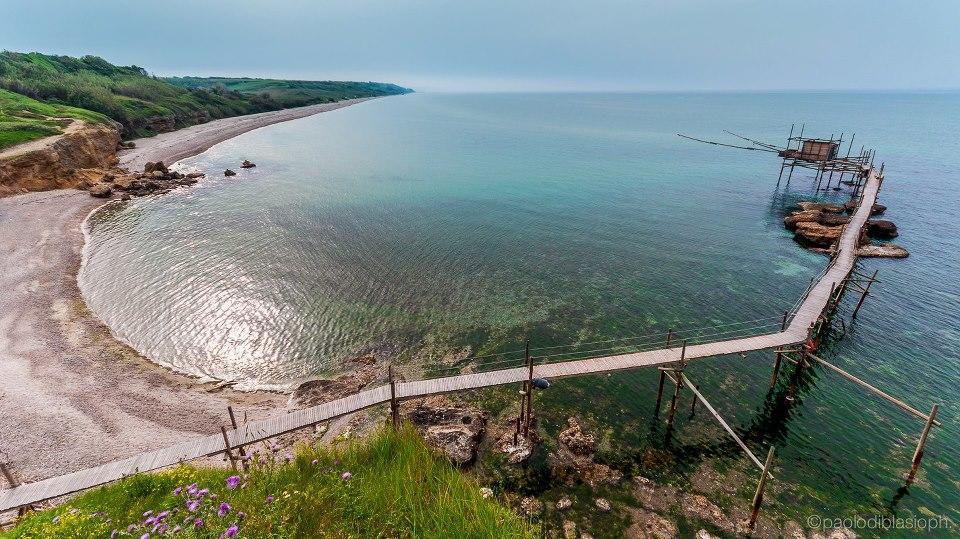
793,221,843,248
288,355,380,409
548,417,622,487
402,395,487,466
857,243,909,258
88,184,112,198
796,201,843,213
240,160,256,168
866,219,898,239
844,200,886,215
224,169,237,177
0,123,121,197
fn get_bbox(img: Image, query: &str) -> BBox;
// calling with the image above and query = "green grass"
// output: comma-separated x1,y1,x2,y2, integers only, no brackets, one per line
1,427,534,538
0,88,112,150
0,51,412,140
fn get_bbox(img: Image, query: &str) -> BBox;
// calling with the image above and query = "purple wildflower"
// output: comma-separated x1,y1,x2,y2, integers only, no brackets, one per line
143,510,153,517
266,495,274,503
237,511,246,520
145,517,157,526
342,471,352,481
140,533,150,539
187,483,198,495
195,518,204,528
218,502,231,517
284,454,292,463
173,487,182,496
172,526,181,533
311,459,318,466
128,524,137,532
197,488,209,497
187,500,200,512
110,530,118,539
270,442,279,452
157,510,170,520
225,523,239,538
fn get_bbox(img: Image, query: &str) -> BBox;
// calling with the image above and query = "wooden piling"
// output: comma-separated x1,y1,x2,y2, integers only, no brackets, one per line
748,446,776,529
654,371,666,415
689,385,698,416
770,348,783,389
666,342,686,426
851,269,878,319
220,426,238,472
226,406,248,469
524,341,533,437
907,404,939,482
665,328,673,348
389,364,399,429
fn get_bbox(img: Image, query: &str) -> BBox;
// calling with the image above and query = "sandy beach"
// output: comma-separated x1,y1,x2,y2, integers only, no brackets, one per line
0,99,373,491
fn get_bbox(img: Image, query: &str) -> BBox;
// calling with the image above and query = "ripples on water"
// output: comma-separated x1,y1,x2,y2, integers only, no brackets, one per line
80,92,960,526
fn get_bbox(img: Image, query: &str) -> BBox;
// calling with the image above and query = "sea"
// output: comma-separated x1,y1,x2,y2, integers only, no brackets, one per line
79,92,960,533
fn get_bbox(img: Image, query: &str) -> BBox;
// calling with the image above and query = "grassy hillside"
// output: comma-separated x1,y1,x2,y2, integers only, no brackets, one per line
2,427,534,538
0,51,411,141
0,89,112,150
166,77,412,109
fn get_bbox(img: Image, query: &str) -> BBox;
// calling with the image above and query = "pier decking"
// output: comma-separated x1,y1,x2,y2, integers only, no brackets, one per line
0,168,881,513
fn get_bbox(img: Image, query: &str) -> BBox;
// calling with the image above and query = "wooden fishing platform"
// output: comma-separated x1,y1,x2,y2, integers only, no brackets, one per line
0,167,907,513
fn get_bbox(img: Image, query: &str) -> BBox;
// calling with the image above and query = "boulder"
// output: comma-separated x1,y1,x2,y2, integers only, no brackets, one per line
866,219,898,239
88,184,112,198
519,496,542,516
817,213,849,227
241,160,257,168
288,355,380,409
556,496,573,511
495,426,537,465
120,193,131,201
558,417,597,456
594,498,611,512
844,200,886,215
857,243,909,258
794,222,843,248
796,201,843,214
403,396,486,466
143,161,168,174
681,494,733,533
224,169,237,177
549,417,623,487
784,210,822,230
479,487,493,499
186,172,206,179
563,520,577,539
625,507,678,539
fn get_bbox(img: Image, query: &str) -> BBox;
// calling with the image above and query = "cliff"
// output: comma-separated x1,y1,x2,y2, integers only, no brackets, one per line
0,122,121,197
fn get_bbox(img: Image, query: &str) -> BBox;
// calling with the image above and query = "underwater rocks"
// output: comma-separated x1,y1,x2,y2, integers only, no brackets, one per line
548,417,622,487
784,199,907,258
402,395,487,466
224,169,237,176
866,219,898,239
240,160,256,168
857,243,909,258
287,355,380,409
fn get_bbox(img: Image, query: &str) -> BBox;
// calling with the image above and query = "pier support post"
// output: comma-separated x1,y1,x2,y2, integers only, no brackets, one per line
220,426,238,472
0,462,28,517
654,371,666,415
907,404,939,483
851,270,879,319
689,385,698,417
748,446,776,530
666,341,687,427
770,348,783,390
666,328,673,348
227,406,248,469
524,341,533,437
389,364,399,429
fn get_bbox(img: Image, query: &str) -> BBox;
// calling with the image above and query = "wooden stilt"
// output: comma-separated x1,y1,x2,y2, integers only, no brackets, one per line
851,269,879,319
227,406,248,469
220,426,238,472
689,385,698,416
665,328,673,348
907,404,939,482
524,341,533,437
666,342,686,426
748,446,776,529
654,371,666,415
770,348,783,389
389,364,399,429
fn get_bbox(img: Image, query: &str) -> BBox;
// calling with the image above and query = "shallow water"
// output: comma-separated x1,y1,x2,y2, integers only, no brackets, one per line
80,92,959,530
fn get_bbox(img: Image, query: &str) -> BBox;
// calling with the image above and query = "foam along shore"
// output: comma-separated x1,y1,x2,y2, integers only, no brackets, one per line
0,98,376,492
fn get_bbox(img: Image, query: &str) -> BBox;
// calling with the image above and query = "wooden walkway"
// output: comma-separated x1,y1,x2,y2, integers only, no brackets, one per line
0,169,881,513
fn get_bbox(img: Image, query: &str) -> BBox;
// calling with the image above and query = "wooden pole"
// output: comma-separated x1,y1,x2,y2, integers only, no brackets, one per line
226,406,248,469
770,348,783,390
665,328,673,348
666,342,686,426
907,404,939,482
524,341,533,437
389,364,399,429
851,269,879,319
654,371,666,415
220,426,238,472
748,446,776,529
689,385,698,416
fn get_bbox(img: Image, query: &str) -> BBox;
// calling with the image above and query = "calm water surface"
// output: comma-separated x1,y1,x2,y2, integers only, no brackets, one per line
80,92,959,532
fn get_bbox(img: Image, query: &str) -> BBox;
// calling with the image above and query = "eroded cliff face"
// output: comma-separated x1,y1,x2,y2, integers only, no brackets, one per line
0,123,121,197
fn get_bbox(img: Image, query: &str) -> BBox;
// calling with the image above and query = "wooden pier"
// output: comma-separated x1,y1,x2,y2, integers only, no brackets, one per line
0,166,924,513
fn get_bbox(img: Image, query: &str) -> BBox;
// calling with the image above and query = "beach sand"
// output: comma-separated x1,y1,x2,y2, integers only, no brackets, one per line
0,98,374,490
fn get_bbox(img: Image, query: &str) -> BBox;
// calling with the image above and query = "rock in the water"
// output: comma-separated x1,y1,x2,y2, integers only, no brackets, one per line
144,161,168,174
796,201,843,213
784,210,822,230
562,520,577,539
625,507,678,539
288,355,379,409
818,213,850,226
594,498,611,512
186,172,206,179
241,160,257,168
89,184,112,198
857,243,909,258
556,496,573,511
844,200,886,215
695,530,719,539
120,193,131,201
403,396,486,466
681,494,732,532
866,219,898,239
558,417,596,456
794,222,843,248
224,169,237,176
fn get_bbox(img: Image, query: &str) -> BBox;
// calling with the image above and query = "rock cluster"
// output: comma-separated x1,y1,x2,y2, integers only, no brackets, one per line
288,355,380,409
783,199,908,258
402,396,487,466
98,161,205,198
548,417,622,487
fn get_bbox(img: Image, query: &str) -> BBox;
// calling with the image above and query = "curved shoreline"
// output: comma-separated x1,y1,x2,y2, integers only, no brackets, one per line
0,98,375,486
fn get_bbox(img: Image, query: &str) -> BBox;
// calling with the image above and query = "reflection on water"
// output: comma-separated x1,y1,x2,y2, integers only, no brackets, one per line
80,92,960,528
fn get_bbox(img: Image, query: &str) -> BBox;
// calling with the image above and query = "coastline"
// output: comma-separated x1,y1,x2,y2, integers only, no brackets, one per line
0,98,375,487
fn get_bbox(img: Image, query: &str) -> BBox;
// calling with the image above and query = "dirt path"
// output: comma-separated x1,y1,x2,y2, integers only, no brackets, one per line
0,119,88,160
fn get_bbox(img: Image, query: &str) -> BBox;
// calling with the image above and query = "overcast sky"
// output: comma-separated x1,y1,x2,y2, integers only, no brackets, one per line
3,0,958,92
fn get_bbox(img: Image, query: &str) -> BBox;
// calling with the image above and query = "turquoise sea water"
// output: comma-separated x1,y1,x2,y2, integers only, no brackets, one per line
80,92,959,533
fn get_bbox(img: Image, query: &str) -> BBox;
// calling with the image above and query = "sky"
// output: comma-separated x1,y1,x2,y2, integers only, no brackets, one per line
2,0,959,92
